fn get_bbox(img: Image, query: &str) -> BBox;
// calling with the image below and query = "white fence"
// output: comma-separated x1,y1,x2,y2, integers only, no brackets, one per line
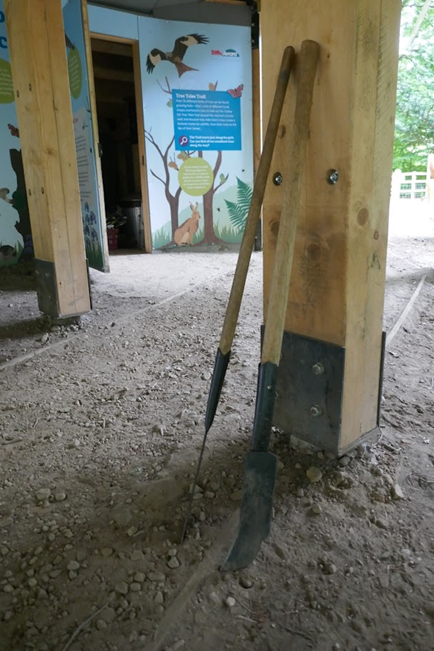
389,164,434,238
391,170,428,201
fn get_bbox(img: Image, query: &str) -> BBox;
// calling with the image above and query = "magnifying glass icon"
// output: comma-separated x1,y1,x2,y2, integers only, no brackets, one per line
179,135,189,146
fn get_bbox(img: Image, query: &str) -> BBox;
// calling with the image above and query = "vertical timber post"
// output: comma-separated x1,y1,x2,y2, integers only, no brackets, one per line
252,46,262,250
260,0,402,453
4,0,91,318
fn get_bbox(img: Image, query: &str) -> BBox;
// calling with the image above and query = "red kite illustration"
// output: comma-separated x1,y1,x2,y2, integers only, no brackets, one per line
146,34,209,78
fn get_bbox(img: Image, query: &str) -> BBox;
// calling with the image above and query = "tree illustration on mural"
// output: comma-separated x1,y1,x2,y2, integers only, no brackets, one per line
147,76,229,246
192,79,229,245
144,130,181,244
146,75,248,246
144,77,184,245
195,150,228,245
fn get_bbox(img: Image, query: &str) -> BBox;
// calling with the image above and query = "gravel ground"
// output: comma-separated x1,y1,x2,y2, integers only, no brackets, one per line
0,209,433,651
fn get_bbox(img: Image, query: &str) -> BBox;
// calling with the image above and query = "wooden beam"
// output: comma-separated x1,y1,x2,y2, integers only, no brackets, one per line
260,0,401,452
91,38,132,58
132,41,152,253
82,0,110,271
4,0,91,317
90,32,135,45
93,66,134,83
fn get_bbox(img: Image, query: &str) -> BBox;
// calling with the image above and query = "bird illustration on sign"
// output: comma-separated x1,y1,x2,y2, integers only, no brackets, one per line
146,34,209,77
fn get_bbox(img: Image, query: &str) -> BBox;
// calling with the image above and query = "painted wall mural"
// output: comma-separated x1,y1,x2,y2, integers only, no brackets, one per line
0,0,32,267
63,0,107,271
139,18,253,249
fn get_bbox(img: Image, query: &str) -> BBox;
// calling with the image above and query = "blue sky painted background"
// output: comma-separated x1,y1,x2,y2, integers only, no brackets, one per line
0,0,23,250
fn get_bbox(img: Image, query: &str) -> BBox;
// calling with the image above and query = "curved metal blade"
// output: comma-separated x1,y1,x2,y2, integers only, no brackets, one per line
221,451,277,572
205,348,231,433
180,348,232,543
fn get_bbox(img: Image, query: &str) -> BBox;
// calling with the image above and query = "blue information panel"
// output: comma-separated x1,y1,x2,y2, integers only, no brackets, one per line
172,89,242,151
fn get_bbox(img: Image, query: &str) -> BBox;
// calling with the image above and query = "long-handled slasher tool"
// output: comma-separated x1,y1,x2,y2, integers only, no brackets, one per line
221,39,321,571
181,46,296,543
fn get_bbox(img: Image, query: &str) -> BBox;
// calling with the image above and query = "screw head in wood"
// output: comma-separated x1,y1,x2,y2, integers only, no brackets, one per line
327,169,339,185
312,363,325,375
273,172,283,186
310,405,323,417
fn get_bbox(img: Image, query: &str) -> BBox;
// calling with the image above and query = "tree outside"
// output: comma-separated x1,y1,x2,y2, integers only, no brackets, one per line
394,0,434,171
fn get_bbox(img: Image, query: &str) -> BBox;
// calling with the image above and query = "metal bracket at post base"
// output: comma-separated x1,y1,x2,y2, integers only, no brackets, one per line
35,258,93,318
269,330,386,455
35,259,60,318
272,330,345,454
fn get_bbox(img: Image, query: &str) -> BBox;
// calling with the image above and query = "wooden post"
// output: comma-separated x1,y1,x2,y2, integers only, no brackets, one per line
252,46,263,251
4,0,91,317
260,0,401,452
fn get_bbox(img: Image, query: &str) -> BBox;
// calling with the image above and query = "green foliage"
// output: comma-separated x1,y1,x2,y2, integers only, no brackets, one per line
86,244,104,270
192,228,204,244
214,224,243,243
394,0,434,171
152,227,171,249
225,177,253,232
193,224,242,244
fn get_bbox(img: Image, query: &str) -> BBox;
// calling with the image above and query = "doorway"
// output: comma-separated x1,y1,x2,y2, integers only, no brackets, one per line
90,36,151,254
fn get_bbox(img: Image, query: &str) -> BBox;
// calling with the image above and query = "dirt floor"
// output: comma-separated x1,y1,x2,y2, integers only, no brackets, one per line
0,204,433,651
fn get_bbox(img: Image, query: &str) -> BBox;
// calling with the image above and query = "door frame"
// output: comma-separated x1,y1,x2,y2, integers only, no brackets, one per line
87,31,153,253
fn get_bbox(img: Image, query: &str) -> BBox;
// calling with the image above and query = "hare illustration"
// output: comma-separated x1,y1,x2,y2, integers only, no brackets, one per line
174,202,201,246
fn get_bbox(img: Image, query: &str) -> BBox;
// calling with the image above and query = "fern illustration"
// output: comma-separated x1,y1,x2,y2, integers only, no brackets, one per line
225,177,253,232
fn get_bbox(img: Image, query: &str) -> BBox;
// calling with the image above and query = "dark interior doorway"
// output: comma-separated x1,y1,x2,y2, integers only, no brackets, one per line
91,37,144,253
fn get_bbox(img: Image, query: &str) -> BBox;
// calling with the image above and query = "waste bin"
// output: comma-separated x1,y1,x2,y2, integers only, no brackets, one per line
119,195,143,249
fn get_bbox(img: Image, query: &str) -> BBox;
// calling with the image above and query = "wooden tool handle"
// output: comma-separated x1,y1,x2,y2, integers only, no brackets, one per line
261,40,320,365
219,46,296,355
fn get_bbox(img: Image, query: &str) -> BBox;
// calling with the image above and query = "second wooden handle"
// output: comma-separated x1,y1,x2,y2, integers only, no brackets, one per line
261,40,321,365
219,46,296,355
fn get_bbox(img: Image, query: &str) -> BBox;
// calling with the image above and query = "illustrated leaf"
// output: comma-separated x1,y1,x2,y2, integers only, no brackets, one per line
225,199,246,232
167,99,173,108
224,177,253,232
67,47,82,99
236,177,253,214
0,58,14,104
